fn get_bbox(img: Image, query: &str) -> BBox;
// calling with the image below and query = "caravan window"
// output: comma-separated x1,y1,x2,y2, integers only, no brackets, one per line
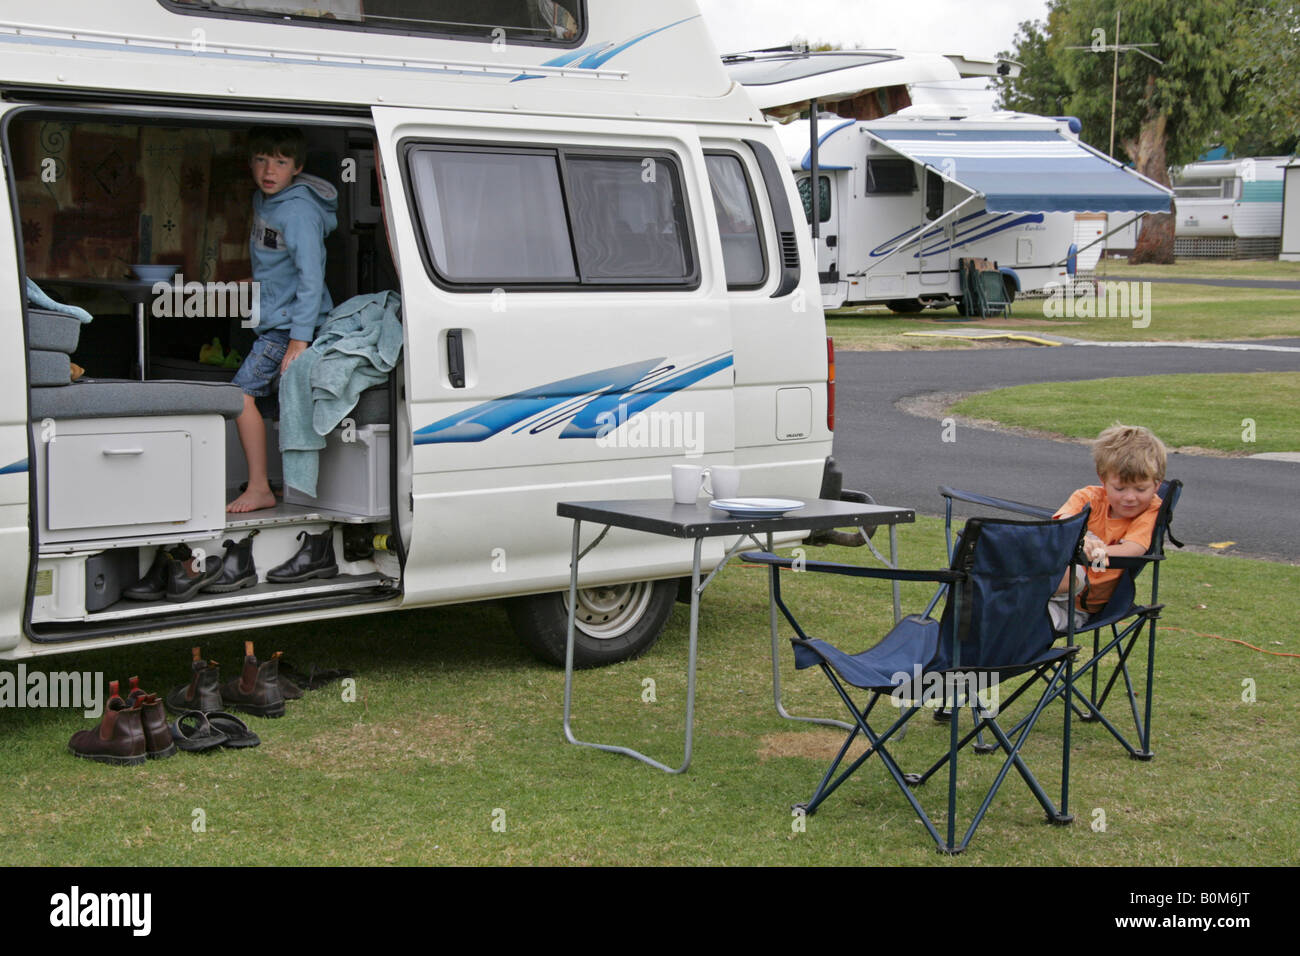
865,159,916,195
797,176,831,224
406,144,697,289
163,0,585,44
705,153,766,289
1172,177,1236,200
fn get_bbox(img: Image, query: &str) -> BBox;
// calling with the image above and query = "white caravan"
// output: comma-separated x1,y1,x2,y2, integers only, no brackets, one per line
1173,157,1290,239
0,1,837,666
774,110,1173,312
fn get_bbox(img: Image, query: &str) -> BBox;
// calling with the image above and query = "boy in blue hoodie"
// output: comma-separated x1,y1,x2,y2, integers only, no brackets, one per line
228,127,338,512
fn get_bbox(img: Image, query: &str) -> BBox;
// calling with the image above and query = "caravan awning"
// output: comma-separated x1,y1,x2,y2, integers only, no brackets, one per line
865,126,1172,214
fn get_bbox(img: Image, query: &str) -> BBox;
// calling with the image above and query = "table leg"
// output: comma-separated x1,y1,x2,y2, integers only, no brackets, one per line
562,521,698,774
768,530,853,731
135,302,147,381
890,524,901,625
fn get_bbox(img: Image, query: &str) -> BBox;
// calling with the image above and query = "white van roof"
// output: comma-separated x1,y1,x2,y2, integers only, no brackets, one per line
0,1,762,124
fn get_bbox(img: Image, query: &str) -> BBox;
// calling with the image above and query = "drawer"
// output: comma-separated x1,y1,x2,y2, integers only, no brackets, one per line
47,431,192,530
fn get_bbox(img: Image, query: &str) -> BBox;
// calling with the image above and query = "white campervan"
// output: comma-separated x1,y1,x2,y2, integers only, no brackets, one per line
0,1,838,667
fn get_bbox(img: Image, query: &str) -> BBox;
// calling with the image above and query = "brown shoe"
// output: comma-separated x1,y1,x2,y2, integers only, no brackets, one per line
165,647,223,714
125,678,178,760
220,641,286,718
68,684,146,766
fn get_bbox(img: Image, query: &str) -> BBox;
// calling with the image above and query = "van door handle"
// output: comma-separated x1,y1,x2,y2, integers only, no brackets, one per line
446,329,465,388
102,448,145,457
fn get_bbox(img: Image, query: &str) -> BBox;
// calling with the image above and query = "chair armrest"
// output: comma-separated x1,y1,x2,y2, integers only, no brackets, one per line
938,486,1055,519
1103,554,1165,570
741,551,962,584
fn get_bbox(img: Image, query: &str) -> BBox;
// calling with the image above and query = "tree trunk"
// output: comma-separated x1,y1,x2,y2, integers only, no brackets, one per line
1125,78,1175,264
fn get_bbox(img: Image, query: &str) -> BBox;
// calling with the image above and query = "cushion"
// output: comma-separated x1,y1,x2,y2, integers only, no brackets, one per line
29,379,246,422
26,308,82,354
30,349,72,387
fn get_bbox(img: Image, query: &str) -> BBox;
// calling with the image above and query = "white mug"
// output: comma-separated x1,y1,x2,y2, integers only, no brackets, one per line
672,464,708,504
709,465,741,500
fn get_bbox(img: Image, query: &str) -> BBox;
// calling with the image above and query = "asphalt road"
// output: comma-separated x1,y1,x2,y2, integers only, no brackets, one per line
832,343,1300,562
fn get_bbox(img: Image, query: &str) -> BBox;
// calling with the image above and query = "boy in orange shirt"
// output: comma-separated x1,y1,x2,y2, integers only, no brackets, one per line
1049,424,1166,632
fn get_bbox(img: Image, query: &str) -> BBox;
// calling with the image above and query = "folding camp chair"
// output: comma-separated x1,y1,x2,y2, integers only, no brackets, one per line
743,510,1090,854
939,480,1183,760
958,257,1012,318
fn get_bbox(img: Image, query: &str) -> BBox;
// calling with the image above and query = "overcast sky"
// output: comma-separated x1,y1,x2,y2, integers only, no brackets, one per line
696,0,1053,110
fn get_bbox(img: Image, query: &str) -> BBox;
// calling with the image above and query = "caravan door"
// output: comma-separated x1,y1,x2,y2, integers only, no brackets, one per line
918,168,952,287
371,108,735,605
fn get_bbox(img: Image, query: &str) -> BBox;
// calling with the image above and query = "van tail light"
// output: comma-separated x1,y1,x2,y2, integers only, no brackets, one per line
826,336,836,432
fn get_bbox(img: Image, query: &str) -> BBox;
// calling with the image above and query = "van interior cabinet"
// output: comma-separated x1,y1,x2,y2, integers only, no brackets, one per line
34,415,227,545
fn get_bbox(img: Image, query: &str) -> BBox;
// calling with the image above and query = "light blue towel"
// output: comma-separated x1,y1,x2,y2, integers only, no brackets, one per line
26,277,94,323
279,290,403,497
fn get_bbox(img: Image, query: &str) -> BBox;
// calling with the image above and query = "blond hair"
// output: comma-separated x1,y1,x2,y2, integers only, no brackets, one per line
1092,423,1166,484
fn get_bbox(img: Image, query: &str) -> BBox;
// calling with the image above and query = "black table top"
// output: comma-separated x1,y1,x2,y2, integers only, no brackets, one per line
35,276,167,305
557,497,914,539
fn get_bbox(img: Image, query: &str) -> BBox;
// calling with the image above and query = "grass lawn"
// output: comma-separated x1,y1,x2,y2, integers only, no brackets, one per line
948,373,1300,454
827,259,1300,351
2,515,1295,866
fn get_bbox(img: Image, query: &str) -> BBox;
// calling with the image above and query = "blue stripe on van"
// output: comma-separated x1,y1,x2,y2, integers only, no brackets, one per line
414,352,734,445
0,459,28,475
541,16,699,70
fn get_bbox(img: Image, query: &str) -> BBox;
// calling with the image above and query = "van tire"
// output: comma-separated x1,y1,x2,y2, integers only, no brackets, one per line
507,579,676,668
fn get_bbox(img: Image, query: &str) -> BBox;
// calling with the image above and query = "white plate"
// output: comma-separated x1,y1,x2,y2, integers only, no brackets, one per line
709,497,805,518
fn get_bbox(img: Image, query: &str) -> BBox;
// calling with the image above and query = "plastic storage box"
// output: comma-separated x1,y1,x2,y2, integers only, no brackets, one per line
283,424,389,518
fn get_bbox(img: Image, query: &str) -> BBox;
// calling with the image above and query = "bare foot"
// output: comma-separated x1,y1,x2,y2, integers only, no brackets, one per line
227,488,278,513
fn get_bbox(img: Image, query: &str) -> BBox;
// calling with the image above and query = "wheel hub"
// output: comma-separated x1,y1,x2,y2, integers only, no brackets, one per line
566,581,654,640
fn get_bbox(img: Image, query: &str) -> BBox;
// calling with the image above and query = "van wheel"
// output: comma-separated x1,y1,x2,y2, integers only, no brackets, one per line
507,579,676,668
885,298,924,314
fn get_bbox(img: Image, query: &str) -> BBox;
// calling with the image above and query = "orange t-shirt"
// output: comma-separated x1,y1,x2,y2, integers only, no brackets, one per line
1054,486,1162,612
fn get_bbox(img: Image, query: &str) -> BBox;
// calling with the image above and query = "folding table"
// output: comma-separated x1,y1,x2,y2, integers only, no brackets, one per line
557,497,915,773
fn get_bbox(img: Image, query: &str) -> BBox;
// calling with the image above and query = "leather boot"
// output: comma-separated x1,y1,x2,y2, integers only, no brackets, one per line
68,683,146,766
167,552,224,602
124,678,178,760
203,531,259,594
123,544,191,601
165,647,223,714
267,528,338,583
220,641,286,718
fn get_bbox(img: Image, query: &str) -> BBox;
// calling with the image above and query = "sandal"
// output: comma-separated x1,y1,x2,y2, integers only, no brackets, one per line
169,711,228,753
205,711,261,749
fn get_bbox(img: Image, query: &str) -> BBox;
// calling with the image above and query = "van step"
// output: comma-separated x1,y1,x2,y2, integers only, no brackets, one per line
224,500,384,528
39,573,395,625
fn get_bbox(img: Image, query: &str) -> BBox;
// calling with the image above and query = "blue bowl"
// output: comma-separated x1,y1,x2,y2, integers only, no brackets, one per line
130,264,179,282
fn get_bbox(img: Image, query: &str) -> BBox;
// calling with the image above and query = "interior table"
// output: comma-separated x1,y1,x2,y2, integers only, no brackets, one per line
558,497,915,774
34,277,162,381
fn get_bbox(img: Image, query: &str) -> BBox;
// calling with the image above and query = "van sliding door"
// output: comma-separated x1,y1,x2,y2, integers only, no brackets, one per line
371,108,734,604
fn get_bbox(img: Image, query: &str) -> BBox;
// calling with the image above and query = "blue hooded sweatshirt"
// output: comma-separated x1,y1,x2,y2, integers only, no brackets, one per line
249,173,338,343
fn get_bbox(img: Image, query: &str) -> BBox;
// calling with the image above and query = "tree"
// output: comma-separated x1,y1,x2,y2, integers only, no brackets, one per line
1052,0,1240,263
1231,0,1300,155
992,5,1070,116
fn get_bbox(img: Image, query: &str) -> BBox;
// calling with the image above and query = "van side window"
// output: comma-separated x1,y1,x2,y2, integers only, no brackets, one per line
704,153,766,289
566,155,692,283
406,144,697,289
797,176,830,224
162,0,585,45
409,148,577,282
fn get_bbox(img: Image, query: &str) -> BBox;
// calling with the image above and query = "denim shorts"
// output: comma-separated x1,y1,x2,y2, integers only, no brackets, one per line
230,329,290,398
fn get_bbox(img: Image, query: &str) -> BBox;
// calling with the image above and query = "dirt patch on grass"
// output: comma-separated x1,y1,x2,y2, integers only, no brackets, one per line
274,714,487,774
757,729,872,763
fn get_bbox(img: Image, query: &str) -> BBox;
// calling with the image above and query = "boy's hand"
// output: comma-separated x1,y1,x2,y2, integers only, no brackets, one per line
281,338,309,374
